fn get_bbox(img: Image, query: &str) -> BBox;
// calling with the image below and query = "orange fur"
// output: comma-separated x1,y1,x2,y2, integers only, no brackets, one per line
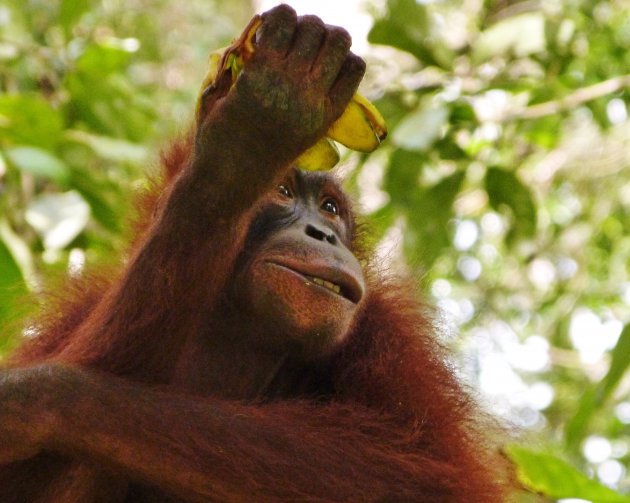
4,134,511,501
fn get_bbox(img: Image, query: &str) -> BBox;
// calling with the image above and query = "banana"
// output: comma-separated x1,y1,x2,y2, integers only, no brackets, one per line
196,15,387,171
294,137,340,171
328,94,387,153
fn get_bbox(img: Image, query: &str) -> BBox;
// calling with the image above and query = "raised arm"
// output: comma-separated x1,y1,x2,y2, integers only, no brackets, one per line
49,5,365,379
174,6,363,220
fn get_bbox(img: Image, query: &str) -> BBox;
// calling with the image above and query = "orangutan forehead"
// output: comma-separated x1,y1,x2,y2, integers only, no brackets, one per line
292,169,348,202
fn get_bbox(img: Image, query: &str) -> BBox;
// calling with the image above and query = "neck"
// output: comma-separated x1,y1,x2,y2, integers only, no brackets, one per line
169,310,330,401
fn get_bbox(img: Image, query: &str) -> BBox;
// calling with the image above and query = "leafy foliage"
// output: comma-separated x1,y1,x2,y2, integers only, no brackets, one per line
508,445,630,503
0,0,240,338
2,0,630,499
354,0,630,498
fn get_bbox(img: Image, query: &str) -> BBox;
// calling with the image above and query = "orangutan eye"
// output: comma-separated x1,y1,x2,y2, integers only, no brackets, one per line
278,185,292,198
321,198,339,216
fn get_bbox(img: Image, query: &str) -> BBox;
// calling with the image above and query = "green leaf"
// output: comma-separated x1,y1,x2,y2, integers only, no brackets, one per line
5,146,70,183
364,204,396,250
383,149,425,206
0,95,64,150
565,387,598,450
601,324,630,399
65,130,148,164
507,445,630,503
371,94,414,132
392,103,449,152
369,0,428,59
485,167,537,242
0,236,27,348
0,238,24,295
382,151,464,268
449,102,477,126
434,137,468,161
420,171,465,213
473,13,546,62
75,42,134,76
368,0,452,67
407,171,465,267
523,115,563,149
65,42,156,140
566,324,630,448
69,169,122,233
58,0,90,33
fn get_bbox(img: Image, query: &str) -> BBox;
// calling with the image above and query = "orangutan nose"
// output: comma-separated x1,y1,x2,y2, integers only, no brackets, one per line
305,223,337,245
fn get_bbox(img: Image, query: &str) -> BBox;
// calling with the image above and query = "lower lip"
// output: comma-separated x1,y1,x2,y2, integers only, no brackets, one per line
267,263,346,300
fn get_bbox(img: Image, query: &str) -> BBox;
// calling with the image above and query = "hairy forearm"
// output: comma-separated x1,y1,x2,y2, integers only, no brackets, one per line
167,112,293,228
45,367,435,502
55,372,229,501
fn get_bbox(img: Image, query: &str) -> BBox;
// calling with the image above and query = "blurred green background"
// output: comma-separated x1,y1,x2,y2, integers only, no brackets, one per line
1,0,630,500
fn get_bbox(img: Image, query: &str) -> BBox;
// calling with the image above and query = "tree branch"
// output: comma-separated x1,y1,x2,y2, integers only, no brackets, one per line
507,74,630,121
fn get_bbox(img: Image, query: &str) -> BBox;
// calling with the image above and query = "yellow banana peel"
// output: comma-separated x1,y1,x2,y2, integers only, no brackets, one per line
327,94,387,153
294,137,340,171
196,15,387,171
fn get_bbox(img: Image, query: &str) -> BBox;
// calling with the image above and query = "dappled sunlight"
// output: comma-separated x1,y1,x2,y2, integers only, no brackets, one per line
2,0,630,499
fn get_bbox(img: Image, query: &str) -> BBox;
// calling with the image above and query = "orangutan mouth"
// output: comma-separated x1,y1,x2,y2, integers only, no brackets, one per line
305,275,342,295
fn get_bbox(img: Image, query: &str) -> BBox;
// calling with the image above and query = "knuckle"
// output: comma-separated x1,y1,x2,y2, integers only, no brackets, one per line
264,3,297,21
348,53,366,74
327,26,352,49
300,15,325,31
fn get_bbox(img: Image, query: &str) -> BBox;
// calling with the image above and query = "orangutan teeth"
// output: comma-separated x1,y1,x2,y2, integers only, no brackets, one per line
307,276,341,294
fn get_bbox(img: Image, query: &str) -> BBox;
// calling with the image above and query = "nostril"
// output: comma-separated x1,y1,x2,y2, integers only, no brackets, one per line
305,224,336,244
305,224,326,241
